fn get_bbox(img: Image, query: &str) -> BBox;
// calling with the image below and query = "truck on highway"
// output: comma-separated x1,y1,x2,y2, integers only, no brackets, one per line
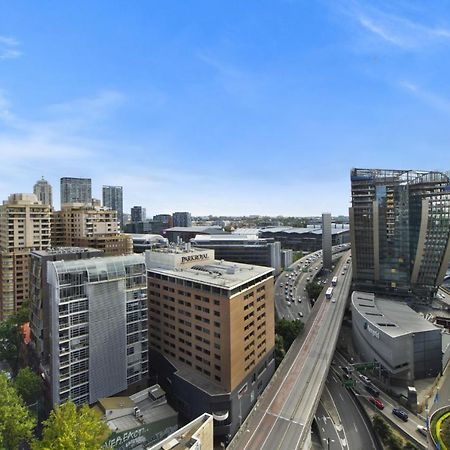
325,287,333,300
331,276,338,286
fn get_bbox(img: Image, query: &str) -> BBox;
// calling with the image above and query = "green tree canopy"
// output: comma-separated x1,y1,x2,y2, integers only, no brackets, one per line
275,318,304,351
305,281,323,301
14,367,43,406
0,303,30,374
33,401,111,450
274,334,286,366
0,372,36,449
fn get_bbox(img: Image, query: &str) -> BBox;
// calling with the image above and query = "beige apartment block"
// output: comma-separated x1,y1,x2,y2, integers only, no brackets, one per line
52,203,132,256
0,193,51,320
146,246,275,440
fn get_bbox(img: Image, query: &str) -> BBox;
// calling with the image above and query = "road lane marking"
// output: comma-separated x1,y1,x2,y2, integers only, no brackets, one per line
240,298,330,450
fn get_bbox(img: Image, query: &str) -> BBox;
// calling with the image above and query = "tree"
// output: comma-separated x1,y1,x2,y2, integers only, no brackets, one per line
15,302,31,326
292,252,303,263
372,414,390,440
372,414,406,450
275,318,304,351
0,303,30,374
14,367,43,406
305,281,323,301
274,334,286,366
0,372,36,449
0,318,22,373
33,401,111,450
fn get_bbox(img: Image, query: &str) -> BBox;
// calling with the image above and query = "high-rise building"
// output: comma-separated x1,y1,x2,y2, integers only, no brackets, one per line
131,206,146,223
146,246,275,439
29,247,103,363
52,203,132,256
0,194,51,319
46,254,148,405
102,185,123,229
172,211,192,227
33,177,53,207
60,177,92,205
350,168,450,299
322,213,332,271
153,214,173,228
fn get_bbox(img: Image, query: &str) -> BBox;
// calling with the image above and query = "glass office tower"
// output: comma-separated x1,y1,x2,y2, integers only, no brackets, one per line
102,185,123,229
350,169,450,299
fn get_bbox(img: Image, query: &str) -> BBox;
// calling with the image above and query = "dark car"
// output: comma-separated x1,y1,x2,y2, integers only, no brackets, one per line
364,384,380,397
341,366,351,375
392,408,408,422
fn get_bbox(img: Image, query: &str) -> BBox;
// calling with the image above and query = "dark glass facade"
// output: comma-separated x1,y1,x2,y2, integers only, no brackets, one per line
350,168,450,299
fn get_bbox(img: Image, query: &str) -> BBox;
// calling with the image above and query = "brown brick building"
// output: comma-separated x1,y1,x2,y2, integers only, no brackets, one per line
52,203,132,256
146,246,275,442
0,194,51,319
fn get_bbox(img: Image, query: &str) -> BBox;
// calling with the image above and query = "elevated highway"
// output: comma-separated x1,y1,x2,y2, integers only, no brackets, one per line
228,251,352,450
275,245,350,322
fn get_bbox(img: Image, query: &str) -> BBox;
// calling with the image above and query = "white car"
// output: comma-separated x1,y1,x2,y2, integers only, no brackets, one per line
286,301,291,307
359,374,371,384
416,425,428,436
332,298,336,303
280,283,283,287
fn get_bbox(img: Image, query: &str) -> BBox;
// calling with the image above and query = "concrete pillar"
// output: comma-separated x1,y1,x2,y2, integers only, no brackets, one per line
322,213,332,271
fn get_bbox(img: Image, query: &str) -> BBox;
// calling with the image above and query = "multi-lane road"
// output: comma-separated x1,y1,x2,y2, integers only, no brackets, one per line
274,250,322,321
325,362,379,450
273,247,379,450
275,246,350,322
228,251,352,450
333,352,428,449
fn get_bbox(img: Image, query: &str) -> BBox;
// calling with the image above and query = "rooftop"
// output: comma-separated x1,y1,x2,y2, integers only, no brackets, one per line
191,234,265,243
148,413,213,450
165,226,227,234
30,247,101,256
146,247,273,290
352,291,439,338
260,225,349,235
99,386,178,435
99,396,134,411
232,228,263,236
50,253,145,280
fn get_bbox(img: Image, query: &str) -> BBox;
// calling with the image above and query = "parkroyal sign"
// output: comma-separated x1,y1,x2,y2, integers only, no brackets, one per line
364,321,380,339
181,253,209,264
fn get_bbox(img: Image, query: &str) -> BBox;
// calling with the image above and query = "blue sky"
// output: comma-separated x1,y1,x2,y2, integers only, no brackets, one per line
1,1,450,216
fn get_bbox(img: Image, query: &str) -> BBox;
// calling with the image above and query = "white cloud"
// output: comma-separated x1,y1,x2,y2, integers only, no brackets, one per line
0,36,22,60
338,1,450,50
400,81,450,115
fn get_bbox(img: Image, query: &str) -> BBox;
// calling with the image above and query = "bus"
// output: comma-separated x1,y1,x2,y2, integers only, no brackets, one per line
326,287,333,300
331,276,338,287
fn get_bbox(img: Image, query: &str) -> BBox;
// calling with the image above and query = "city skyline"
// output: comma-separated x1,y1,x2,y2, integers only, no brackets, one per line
2,2,450,215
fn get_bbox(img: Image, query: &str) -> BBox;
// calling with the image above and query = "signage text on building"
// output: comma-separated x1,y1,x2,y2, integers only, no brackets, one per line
181,253,209,264
365,322,380,339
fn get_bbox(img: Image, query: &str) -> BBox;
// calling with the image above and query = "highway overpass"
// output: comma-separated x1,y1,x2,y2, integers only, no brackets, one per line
228,251,352,450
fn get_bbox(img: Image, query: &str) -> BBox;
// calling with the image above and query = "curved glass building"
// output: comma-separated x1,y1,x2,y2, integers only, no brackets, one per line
350,168,450,300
